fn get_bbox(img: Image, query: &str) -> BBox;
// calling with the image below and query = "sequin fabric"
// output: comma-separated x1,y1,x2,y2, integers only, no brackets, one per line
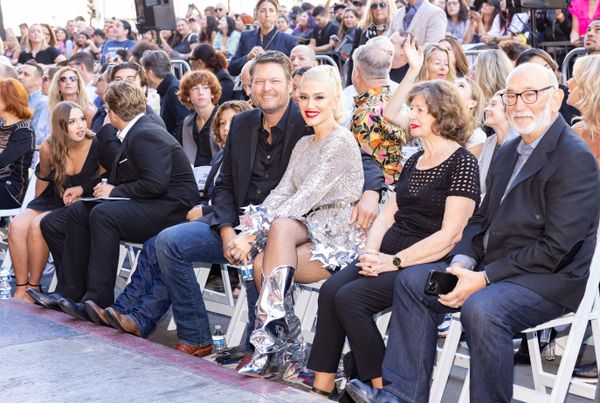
238,126,366,269
351,85,408,185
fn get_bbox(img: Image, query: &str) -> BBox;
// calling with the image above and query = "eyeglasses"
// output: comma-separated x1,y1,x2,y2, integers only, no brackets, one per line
501,86,555,106
59,76,78,83
215,7,223,11
370,2,388,9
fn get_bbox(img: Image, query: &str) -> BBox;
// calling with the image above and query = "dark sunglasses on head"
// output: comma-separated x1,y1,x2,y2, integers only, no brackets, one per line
59,76,78,83
370,2,388,9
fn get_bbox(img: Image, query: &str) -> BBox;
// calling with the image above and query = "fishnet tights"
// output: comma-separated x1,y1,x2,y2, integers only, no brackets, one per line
253,218,331,291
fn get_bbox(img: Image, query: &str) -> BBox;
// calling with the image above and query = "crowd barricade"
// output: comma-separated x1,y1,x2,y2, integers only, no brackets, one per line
171,60,192,80
429,223,600,403
561,47,586,86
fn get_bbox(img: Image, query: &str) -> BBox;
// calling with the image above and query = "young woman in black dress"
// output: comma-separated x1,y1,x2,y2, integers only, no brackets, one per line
9,101,101,302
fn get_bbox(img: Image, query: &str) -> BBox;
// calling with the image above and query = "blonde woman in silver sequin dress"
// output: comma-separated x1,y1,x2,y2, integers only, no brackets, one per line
237,65,365,378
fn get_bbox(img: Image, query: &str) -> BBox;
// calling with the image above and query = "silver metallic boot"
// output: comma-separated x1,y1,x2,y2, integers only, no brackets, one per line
238,265,306,379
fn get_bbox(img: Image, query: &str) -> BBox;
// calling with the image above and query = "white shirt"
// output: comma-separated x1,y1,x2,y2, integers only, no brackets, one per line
117,113,144,142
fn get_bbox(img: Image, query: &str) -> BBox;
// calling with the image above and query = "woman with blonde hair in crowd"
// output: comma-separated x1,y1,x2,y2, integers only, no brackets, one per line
10,101,101,302
4,32,20,65
417,43,455,82
474,49,512,102
455,76,486,157
567,54,600,166
17,23,66,66
234,65,366,379
438,35,469,77
48,66,96,128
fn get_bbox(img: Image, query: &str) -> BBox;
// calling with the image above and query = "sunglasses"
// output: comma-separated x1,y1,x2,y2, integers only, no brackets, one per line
215,7,223,11
370,2,388,9
59,76,78,83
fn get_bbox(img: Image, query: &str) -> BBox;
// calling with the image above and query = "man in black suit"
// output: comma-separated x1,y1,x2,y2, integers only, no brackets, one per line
140,50,191,137
346,63,600,402
43,81,200,318
154,51,386,357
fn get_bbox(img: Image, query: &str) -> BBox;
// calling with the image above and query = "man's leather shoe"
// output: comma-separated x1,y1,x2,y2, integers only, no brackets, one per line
345,379,402,403
57,298,90,321
573,362,599,383
104,307,142,337
26,289,63,310
175,341,213,357
83,300,111,326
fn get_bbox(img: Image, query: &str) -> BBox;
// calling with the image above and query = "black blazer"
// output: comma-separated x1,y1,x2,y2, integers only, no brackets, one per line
228,28,297,76
451,116,600,312
210,101,386,230
107,115,201,228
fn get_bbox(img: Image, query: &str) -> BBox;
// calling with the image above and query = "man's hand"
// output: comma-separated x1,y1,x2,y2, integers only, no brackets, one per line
63,186,83,205
349,190,379,230
186,206,204,221
93,182,114,198
248,46,265,60
220,226,238,264
438,265,487,309
356,249,396,276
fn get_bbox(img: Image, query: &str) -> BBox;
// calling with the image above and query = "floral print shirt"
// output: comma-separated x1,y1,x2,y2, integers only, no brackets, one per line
351,86,407,185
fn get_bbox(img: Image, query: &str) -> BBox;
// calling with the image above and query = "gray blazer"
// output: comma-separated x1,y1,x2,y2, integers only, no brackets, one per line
386,0,447,45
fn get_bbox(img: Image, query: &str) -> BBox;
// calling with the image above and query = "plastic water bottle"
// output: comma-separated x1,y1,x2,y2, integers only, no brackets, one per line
212,325,227,352
241,262,253,282
0,267,11,300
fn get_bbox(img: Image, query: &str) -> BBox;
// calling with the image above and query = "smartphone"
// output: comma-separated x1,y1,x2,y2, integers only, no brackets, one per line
424,270,458,295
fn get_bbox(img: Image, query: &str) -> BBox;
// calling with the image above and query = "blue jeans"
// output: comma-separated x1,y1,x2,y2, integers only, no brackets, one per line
111,236,170,338
382,262,568,403
156,220,258,349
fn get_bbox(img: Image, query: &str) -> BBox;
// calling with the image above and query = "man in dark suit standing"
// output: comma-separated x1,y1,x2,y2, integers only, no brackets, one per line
47,81,200,318
155,51,386,357
346,63,600,402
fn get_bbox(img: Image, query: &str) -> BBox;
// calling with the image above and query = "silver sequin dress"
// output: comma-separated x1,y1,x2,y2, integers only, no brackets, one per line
240,126,366,270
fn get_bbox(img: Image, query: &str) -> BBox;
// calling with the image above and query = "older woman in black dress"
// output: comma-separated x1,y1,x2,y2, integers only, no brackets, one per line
308,80,480,398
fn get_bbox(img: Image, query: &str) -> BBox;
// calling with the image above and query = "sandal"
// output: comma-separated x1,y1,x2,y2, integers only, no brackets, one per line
15,281,29,287
27,283,42,293
311,385,338,400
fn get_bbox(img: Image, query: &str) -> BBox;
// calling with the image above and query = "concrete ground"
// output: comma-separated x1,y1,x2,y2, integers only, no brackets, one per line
0,264,596,402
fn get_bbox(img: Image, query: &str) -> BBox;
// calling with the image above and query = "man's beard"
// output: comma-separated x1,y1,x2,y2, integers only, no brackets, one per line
509,101,553,136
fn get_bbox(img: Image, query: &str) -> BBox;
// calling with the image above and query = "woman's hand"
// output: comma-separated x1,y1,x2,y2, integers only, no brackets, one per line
186,206,203,221
63,186,83,206
404,36,424,72
230,232,257,263
357,249,397,276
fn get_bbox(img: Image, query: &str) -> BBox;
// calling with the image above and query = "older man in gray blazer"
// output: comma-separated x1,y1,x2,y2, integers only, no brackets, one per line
386,0,447,45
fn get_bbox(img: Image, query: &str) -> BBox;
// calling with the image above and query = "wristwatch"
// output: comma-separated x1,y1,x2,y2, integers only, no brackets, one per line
392,255,402,269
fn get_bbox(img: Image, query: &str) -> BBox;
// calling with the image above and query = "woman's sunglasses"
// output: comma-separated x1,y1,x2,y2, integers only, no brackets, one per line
370,2,388,9
59,76,78,83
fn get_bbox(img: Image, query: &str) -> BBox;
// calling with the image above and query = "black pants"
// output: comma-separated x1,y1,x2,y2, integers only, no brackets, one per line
40,206,70,289
0,183,21,209
307,262,400,381
41,200,163,307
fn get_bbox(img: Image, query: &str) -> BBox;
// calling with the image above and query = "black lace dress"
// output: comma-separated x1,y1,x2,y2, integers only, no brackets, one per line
28,137,100,212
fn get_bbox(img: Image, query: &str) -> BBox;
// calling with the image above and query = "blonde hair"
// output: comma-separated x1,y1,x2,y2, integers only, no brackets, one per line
475,49,513,102
417,44,456,82
104,81,147,121
360,0,397,31
457,76,485,132
24,24,49,52
48,66,93,115
572,55,600,134
301,65,345,124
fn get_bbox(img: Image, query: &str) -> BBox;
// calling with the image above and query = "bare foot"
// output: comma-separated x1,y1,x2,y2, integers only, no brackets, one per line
13,285,34,303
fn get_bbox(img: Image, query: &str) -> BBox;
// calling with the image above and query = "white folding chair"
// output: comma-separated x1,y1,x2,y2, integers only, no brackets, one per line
429,224,600,402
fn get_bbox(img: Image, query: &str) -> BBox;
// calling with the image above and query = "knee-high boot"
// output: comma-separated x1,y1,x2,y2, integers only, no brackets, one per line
238,265,305,379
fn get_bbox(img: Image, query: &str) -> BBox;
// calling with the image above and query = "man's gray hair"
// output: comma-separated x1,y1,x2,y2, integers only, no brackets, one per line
140,50,172,79
352,36,394,80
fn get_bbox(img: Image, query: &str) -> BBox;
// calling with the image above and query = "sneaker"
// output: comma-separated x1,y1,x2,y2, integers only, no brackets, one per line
437,314,452,337
573,362,599,383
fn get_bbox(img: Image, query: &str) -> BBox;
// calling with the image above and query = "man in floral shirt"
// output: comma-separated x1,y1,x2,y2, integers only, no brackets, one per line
350,37,407,185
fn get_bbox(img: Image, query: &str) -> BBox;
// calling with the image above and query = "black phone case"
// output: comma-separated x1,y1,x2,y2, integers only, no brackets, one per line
424,270,458,295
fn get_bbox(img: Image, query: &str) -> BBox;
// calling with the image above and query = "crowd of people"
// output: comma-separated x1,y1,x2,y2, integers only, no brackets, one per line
1,0,600,401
